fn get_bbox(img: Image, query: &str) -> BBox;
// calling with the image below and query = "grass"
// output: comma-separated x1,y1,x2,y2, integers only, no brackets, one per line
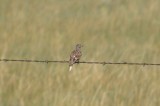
0,0,160,106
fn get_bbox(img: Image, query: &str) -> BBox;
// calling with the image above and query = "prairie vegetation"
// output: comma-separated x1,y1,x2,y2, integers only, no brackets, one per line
0,0,160,106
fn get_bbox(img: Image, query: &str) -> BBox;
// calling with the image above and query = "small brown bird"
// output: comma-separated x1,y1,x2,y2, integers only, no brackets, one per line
69,44,83,71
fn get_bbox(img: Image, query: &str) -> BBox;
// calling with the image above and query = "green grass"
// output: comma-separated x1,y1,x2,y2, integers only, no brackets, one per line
0,0,160,106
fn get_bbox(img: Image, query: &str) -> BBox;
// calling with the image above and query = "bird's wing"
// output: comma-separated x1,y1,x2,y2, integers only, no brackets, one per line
69,50,77,66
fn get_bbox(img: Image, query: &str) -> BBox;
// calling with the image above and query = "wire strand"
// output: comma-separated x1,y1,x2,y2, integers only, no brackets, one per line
0,59,160,66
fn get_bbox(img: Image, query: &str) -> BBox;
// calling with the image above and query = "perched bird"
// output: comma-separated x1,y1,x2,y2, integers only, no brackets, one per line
69,44,83,71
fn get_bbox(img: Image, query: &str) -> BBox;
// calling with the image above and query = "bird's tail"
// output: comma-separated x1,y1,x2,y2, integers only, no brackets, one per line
69,66,73,71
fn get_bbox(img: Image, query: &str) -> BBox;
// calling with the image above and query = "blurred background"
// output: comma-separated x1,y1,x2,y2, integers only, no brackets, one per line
0,0,160,106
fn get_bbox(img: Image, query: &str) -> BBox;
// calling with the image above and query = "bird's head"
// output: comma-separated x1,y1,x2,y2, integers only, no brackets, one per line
76,44,83,50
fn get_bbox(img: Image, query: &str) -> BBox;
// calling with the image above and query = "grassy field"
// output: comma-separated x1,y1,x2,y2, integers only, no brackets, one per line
0,0,160,106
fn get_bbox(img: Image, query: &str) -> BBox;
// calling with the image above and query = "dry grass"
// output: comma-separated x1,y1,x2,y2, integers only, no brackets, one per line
0,0,160,106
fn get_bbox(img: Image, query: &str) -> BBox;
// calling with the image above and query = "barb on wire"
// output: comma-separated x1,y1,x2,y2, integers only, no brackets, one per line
0,59,160,66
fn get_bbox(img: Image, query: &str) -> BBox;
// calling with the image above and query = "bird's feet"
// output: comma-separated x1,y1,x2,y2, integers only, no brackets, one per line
76,60,80,64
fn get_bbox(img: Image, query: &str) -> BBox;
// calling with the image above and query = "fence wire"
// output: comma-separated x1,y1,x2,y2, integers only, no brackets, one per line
0,59,160,66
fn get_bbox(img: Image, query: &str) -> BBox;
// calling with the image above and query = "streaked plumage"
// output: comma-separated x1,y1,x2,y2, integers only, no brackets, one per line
69,44,82,71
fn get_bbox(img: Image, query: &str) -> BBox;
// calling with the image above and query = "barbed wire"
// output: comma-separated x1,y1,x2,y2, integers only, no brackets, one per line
0,59,160,66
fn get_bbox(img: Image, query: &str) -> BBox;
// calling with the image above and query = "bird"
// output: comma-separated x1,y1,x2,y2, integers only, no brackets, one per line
69,44,83,71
